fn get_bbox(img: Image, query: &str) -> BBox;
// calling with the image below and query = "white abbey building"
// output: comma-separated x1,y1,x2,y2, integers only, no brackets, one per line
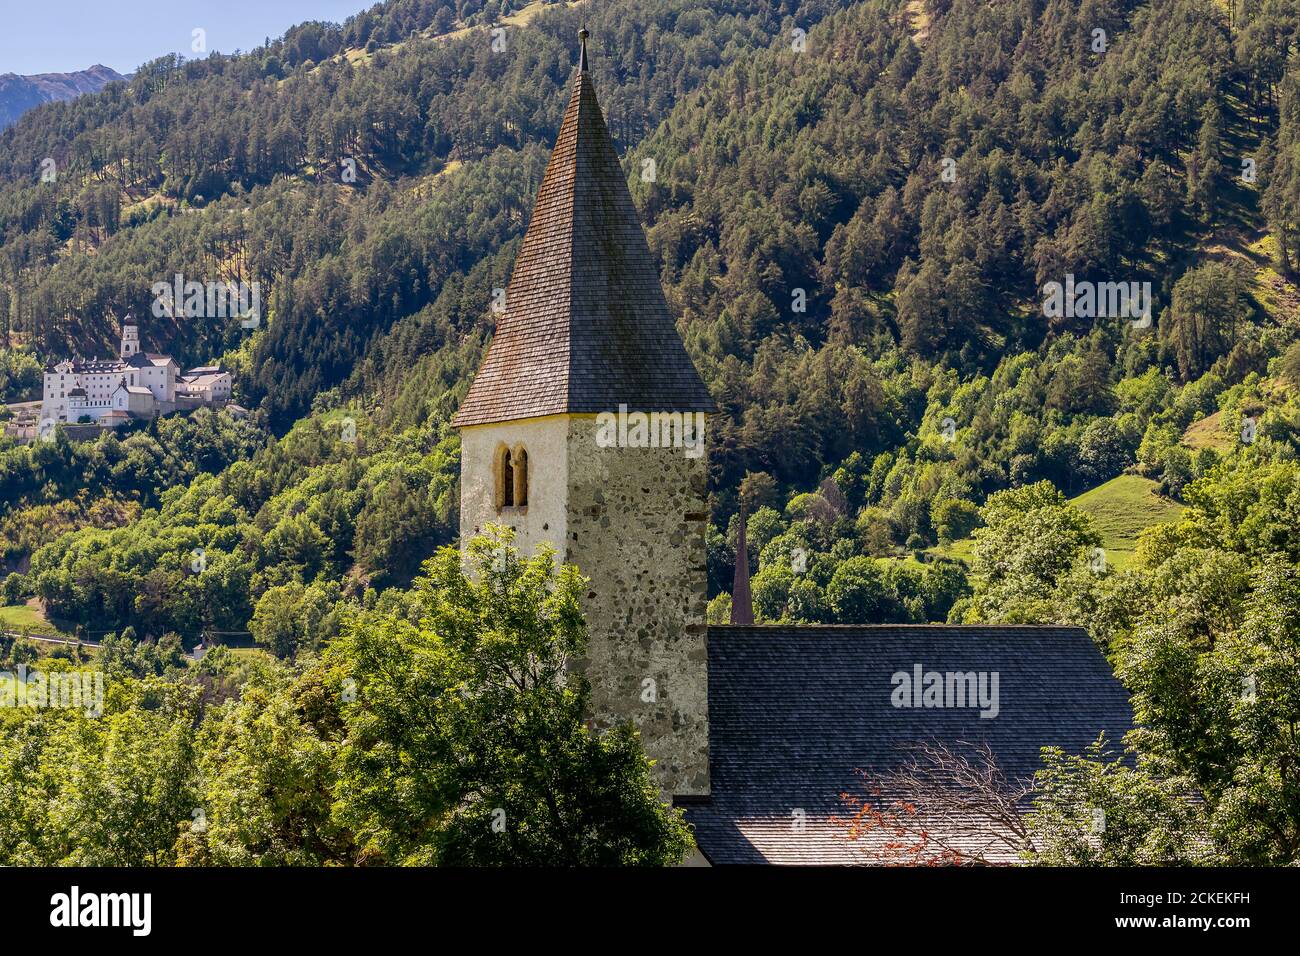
41,322,231,427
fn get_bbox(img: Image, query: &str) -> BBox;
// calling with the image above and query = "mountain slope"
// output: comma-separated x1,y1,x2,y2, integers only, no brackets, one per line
0,0,854,429
0,64,124,129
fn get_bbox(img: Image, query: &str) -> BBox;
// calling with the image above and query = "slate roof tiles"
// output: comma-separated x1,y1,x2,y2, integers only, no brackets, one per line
452,38,715,427
686,625,1135,865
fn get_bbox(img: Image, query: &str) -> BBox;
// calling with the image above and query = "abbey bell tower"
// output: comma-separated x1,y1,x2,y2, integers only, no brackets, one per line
120,320,139,359
452,30,716,797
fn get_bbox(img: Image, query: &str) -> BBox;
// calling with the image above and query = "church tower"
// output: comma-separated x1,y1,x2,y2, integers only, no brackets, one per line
452,30,716,797
120,320,139,359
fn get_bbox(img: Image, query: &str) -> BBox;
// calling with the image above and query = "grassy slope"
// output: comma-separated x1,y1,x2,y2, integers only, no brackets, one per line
0,601,59,635
1071,474,1184,568
931,474,1183,570
1183,409,1234,450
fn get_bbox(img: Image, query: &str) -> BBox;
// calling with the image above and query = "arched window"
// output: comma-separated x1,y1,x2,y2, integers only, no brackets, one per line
503,451,515,507
493,442,529,511
512,445,528,507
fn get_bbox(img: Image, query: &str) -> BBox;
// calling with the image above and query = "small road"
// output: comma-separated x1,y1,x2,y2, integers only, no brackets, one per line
1,630,99,648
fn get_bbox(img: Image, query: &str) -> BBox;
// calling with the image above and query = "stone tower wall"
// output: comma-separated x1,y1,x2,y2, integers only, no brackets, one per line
564,415,711,797
459,412,711,797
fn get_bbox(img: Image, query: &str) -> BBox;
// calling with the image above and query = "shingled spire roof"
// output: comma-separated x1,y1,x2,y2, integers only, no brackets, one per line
452,29,716,428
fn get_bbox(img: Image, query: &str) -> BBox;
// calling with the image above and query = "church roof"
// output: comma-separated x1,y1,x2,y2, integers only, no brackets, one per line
180,372,226,387
452,32,716,428
69,359,128,374
684,625,1134,865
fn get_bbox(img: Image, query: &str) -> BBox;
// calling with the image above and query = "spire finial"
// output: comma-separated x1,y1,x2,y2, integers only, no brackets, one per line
578,28,590,72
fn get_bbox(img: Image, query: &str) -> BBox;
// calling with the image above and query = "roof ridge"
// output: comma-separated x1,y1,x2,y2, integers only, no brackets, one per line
708,623,1091,629
707,624,1093,639
560,67,587,415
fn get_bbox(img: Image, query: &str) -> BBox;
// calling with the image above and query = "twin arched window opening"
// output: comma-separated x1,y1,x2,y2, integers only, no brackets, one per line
495,443,529,510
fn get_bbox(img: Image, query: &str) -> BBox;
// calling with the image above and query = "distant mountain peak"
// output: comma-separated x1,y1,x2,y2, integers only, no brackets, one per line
0,64,126,130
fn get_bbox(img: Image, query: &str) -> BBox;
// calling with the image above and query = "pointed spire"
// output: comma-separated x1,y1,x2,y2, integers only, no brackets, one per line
452,24,715,428
730,503,755,625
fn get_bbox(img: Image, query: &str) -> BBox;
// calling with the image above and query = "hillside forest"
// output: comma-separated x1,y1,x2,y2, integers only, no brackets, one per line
1,0,1299,865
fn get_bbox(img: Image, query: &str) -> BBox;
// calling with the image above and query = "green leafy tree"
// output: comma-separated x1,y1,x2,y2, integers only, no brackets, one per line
751,561,794,622
1121,561,1300,863
328,530,692,865
932,498,979,545
0,678,200,865
827,556,887,624
963,482,1102,624
1025,738,1216,866
251,580,341,658
1162,262,1248,381
180,672,353,866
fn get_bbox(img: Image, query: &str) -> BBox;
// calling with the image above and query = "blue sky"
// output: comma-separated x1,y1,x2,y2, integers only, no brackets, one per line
2,0,374,76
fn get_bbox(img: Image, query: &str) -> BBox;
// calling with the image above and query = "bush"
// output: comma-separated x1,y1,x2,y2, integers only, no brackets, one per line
787,577,828,623
933,498,980,544
827,557,886,624
751,562,794,622
1,572,25,605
